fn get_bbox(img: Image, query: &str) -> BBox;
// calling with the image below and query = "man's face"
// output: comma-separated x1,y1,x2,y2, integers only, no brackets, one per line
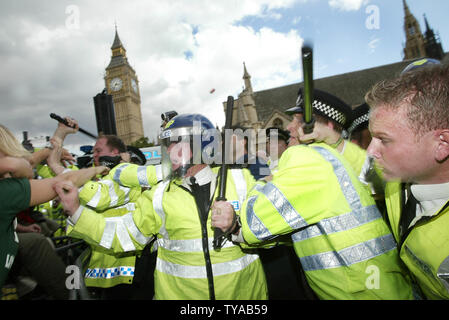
286,113,320,146
367,103,438,184
286,114,302,147
266,136,288,160
231,134,246,161
167,141,192,172
93,138,119,166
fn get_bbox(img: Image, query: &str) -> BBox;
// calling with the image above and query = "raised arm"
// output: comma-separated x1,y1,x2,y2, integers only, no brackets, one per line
28,166,109,207
0,156,34,179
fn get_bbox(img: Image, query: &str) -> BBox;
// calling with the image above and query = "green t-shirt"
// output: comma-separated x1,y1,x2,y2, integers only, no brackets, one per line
0,178,31,287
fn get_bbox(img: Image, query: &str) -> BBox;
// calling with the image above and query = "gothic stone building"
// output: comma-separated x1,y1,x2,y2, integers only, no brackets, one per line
225,0,448,134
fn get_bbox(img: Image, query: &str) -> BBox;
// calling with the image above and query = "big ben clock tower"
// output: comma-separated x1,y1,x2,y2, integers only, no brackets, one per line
104,27,144,145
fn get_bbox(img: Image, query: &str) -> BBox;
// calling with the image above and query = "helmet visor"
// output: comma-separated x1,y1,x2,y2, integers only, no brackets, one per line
160,129,194,179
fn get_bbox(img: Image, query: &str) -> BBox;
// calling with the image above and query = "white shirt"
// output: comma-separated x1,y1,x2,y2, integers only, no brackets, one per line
408,182,449,228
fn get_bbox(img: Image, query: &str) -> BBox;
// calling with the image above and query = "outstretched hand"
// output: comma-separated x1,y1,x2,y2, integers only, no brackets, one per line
53,180,80,216
57,116,79,135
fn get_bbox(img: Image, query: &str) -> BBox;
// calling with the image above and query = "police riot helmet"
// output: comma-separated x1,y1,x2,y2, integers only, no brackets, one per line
159,113,218,178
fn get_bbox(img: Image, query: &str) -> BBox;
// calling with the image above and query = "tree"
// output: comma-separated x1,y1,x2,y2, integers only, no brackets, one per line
130,137,155,148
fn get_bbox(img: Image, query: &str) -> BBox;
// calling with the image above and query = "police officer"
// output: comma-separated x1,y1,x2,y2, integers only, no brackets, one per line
45,119,145,299
56,114,268,300
366,63,449,299
265,127,290,174
347,103,371,150
211,89,416,300
286,88,368,177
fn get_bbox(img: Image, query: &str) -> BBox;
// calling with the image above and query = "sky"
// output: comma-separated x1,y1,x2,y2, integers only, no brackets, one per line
1,0,448,155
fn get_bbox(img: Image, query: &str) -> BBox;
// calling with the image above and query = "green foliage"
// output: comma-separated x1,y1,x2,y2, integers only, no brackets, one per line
130,136,155,148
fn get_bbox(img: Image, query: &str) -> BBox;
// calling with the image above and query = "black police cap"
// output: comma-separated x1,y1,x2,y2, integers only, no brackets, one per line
347,103,370,134
285,88,352,129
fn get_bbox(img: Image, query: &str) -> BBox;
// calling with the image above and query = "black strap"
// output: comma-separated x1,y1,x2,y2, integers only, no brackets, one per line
399,184,449,248
189,177,216,300
399,184,418,244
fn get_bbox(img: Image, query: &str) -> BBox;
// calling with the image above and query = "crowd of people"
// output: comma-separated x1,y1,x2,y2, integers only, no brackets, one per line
1,58,448,301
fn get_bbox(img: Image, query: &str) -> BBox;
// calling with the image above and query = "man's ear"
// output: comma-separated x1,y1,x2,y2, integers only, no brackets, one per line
111,148,121,156
435,130,449,163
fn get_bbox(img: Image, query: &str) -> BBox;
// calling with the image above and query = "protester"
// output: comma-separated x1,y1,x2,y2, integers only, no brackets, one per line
230,126,270,180
365,63,449,299
265,127,290,173
348,103,372,150
0,124,108,292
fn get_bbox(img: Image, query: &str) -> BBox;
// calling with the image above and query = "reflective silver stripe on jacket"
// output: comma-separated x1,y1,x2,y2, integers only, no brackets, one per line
230,169,247,210
404,245,434,280
153,181,170,239
137,166,149,187
113,164,129,184
158,237,236,253
85,183,102,208
437,255,449,294
290,147,382,242
246,195,272,241
246,182,307,241
155,164,163,182
312,146,363,211
156,253,259,279
292,205,380,242
300,234,397,271
99,212,152,251
101,180,119,207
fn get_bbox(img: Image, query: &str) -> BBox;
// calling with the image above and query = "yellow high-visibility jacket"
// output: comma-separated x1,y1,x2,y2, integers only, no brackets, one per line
78,165,143,288
240,143,414,300
385,182,449,299
68,167,268,300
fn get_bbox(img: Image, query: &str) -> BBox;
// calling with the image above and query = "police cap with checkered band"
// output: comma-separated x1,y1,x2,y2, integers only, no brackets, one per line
285,88,352,130
347,103,370,134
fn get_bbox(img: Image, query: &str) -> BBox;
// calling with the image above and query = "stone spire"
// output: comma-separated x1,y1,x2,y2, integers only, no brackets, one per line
402,0,426,60
243,62,253,94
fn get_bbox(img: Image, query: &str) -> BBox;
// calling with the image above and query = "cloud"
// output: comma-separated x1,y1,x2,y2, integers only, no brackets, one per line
0,0,304,150
328,0,369,11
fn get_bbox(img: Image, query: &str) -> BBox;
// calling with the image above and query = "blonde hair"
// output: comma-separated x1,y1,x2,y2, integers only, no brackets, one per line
0,124,31,158
365,64,449,136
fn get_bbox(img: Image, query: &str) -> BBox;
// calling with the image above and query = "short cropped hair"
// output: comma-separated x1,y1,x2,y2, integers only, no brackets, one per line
365,64,449,136
99,135,127,153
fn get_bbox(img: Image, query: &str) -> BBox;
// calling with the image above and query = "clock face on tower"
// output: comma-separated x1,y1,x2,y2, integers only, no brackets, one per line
110,77,123,91
131,79,138,93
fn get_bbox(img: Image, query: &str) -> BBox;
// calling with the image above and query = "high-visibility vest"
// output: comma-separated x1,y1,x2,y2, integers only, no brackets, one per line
68,167,268,300
341,140,368,177
385,182,449,299
78,168,142,288
240,143,415,300
109,162,163,189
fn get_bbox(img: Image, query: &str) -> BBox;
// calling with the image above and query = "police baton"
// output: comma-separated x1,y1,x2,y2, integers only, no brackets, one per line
50,113,98,140
213,96,234,250
301,43,315,134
